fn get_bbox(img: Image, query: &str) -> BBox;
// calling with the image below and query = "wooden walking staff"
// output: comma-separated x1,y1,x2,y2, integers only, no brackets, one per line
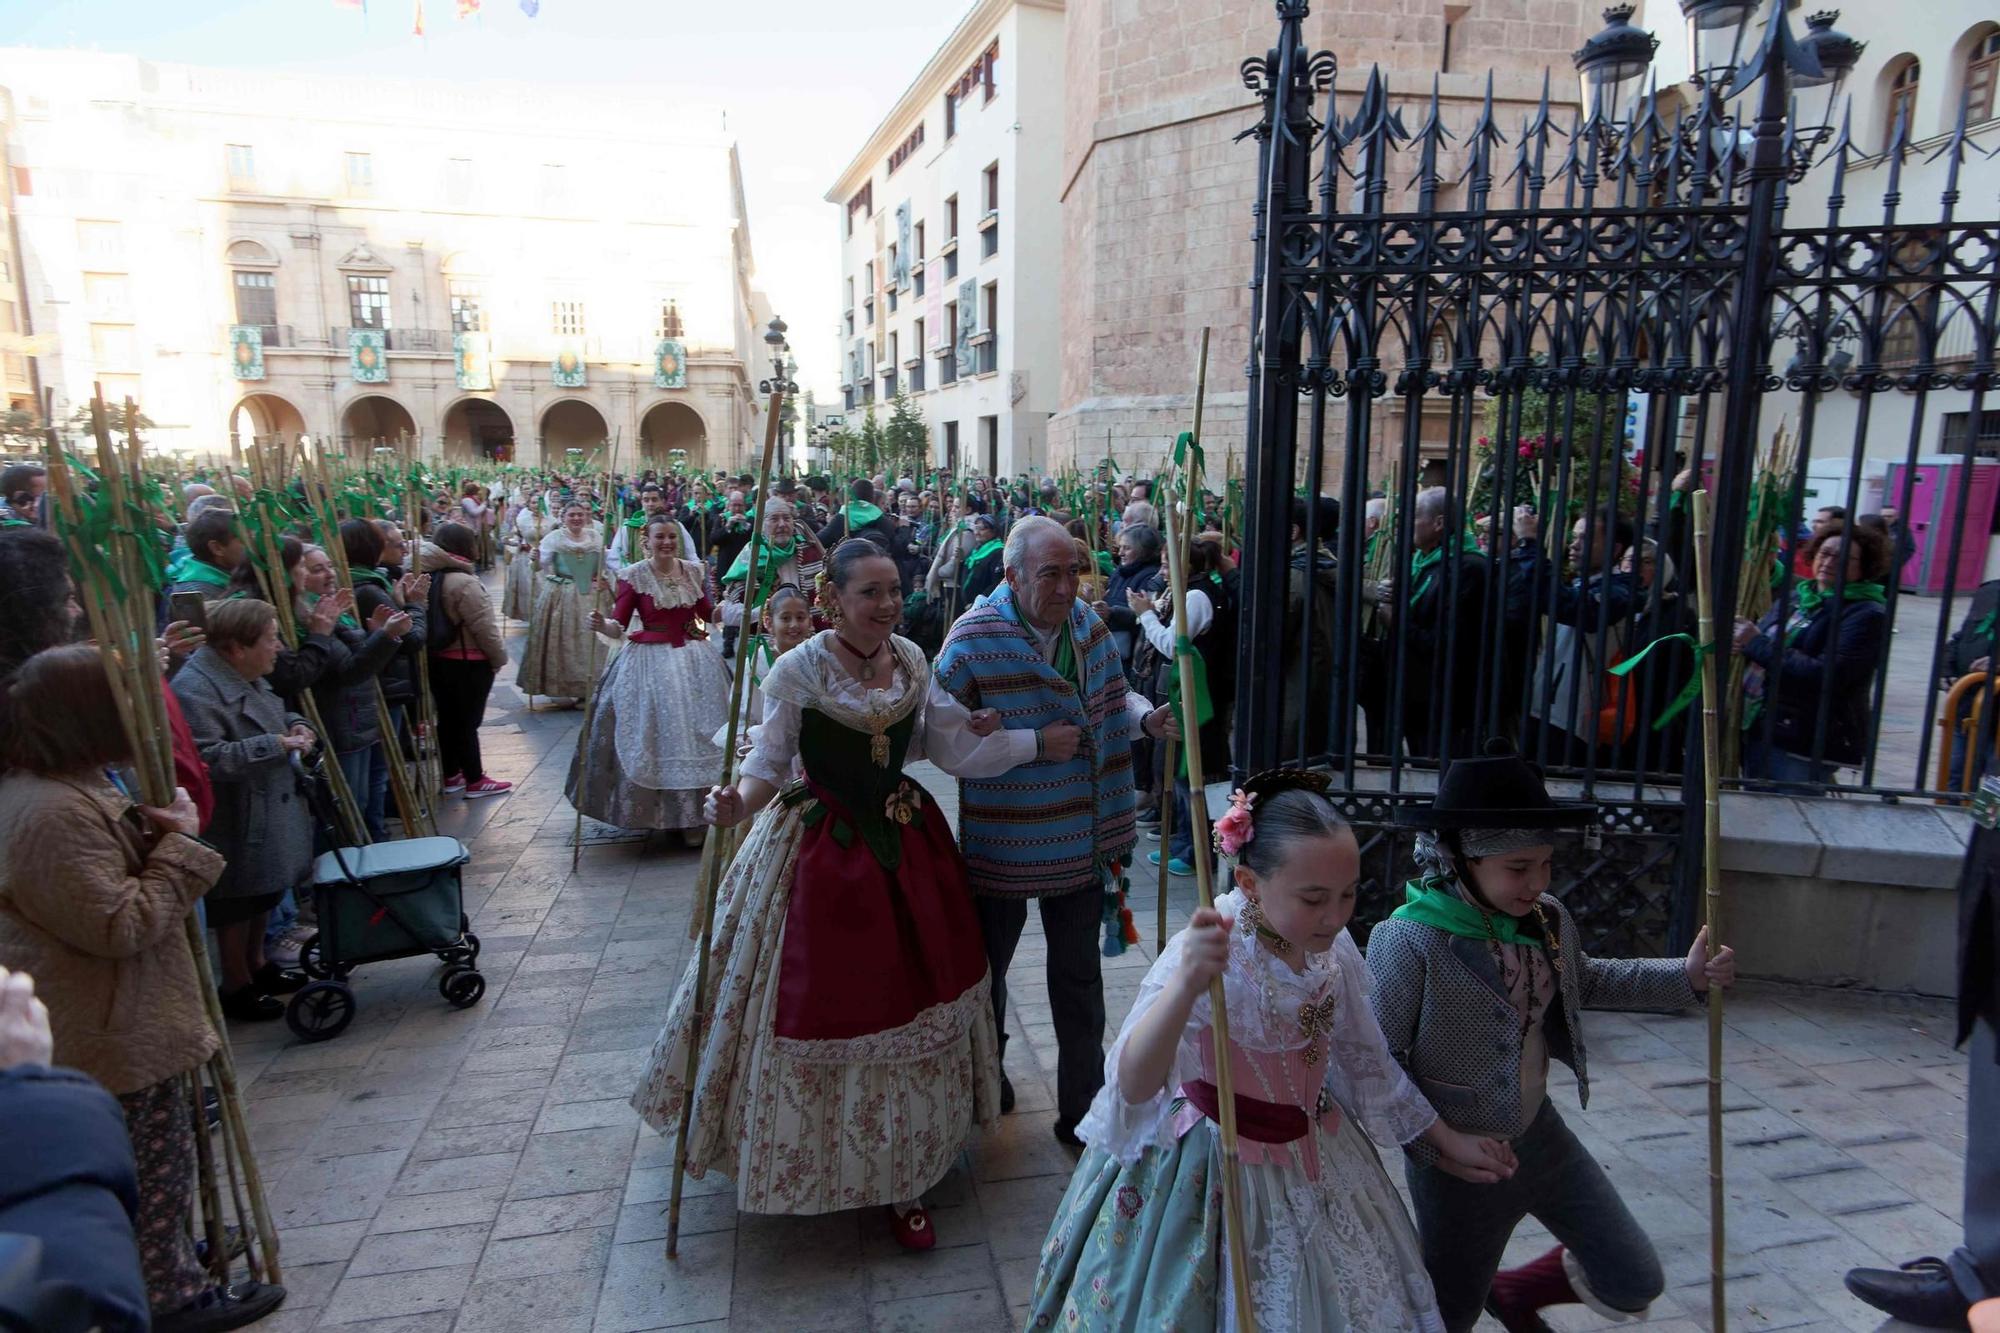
1690,489,1729,1331
1162,499,1255,1331
1157,326,1211,950
665,389,786,1261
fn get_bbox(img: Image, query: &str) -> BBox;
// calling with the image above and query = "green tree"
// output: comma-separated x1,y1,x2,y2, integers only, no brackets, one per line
884,391,928,482
824,427,865,478
1474,360,1632,521
858,404,884,476
2,408,46,451
66,401,157,439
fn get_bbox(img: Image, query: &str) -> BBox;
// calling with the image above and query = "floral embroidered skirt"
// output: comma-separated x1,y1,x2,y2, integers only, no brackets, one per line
1029,1115,1443,1331
565,640,726,831
630,792,1002,1214
502,551,537,621
518,577,595,699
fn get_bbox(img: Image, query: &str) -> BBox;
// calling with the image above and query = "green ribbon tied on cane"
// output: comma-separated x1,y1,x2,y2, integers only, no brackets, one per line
1607,631,1713,731
1167,632,1215,779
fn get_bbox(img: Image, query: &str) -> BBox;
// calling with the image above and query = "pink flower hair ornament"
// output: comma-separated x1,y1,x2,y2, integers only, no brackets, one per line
1212,789,1258,857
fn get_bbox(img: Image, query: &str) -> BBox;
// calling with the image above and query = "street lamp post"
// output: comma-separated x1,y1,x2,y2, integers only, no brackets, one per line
757,317,797,475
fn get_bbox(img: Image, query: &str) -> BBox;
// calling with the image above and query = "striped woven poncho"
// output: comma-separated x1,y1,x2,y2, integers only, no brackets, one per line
934,584,1137,898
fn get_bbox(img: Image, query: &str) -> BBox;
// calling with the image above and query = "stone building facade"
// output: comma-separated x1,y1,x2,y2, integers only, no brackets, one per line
1050,0,1596,483
825,0,1066,481
0,49,768,470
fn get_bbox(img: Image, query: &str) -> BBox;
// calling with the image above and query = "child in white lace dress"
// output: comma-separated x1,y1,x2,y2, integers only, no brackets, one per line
1026,771,1517,1331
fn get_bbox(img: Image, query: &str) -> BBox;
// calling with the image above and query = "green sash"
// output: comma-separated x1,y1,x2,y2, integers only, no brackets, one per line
167,555,232,590
1389,878,1545,948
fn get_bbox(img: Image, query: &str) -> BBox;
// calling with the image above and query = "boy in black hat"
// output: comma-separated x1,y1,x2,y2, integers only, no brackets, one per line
1368,740,1736,1332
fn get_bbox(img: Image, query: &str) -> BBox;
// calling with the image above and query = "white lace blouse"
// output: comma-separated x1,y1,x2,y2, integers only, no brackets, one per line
739,634,1035,788
1081,887,1439,1164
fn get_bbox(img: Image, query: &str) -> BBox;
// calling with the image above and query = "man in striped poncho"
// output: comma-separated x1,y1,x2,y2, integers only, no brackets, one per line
935,516,1179,1147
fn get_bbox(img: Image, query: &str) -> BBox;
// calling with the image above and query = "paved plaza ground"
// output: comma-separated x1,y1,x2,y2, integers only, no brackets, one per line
222,604,1976,1332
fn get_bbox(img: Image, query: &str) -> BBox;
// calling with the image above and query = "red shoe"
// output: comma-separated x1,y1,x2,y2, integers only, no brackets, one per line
1486,1245,1574,1332
888,1204,935,1252
463,777,512,799
442,772,467,795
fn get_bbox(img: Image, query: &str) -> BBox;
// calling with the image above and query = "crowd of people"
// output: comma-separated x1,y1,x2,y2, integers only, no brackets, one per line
0,445,1995,1333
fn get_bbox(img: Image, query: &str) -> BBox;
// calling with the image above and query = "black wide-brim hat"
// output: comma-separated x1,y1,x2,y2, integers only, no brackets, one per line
1392,739,1597,831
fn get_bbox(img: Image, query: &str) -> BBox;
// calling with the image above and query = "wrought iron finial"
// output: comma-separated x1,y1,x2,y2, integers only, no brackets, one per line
1724,0,1821,101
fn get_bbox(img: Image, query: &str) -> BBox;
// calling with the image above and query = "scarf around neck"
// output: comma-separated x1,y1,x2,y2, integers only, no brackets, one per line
1390,877,1546,947
1792,577,1886,624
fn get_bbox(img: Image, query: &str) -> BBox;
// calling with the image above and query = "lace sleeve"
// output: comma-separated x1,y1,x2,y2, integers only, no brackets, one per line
1076,934,1206,1165
1322,931,1438,1147
913,677,1038,778
739,696,801,788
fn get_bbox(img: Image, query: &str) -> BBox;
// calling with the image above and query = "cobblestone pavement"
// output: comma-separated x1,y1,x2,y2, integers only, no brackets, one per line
226,611,1971,1332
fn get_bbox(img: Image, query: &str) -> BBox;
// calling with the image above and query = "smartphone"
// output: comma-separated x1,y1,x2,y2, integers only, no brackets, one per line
168,591,209,629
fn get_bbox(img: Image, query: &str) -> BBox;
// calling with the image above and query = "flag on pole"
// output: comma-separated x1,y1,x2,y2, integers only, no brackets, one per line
334,0,365,9
519,0,538,14
456,0,480,15
412,0,425,35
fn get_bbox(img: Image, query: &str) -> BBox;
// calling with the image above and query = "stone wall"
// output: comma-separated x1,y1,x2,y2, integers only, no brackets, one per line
1052,0,1595,479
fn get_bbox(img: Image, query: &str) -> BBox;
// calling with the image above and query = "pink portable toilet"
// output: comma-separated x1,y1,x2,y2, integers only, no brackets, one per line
1882,458,2000,595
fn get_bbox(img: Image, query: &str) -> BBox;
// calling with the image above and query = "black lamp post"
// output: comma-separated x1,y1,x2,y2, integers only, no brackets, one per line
1573,4,1659,126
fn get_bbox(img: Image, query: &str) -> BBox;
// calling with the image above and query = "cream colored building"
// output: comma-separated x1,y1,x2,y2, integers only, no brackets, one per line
1051,0,1599,479
825,0,1065,480
0,49,770,469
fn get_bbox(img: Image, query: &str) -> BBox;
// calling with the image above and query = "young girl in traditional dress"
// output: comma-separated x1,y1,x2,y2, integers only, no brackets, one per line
1028,771,1517,1331
502,490,543,622
712,582,814,760
631,540,1056,1251
564,516,730,844
1368,741,1735,1332
518,500,602,705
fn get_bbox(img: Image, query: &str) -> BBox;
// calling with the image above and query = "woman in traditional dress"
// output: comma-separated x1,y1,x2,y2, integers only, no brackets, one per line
518,499,602,705
1029,772,1515,1331
502,488,543,623
632,540,1070,1250
566,516,729,845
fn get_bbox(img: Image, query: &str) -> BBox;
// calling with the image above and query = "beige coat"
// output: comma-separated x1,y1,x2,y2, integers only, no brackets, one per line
421,542,509,667
0,771,225,1094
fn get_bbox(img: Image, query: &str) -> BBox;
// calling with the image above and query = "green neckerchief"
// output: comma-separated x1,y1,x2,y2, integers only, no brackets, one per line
845,500,884,529
350,566,393,595
1408,533,1473,601
1791,577,1886,629
1050,617,1079,688
724,534,798,609
961,537,1003,599
168,554,232,590
1389,877,1546,947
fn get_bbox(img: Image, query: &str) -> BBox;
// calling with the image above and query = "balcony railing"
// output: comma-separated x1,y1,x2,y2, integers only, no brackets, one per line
226,324,295,348
972,331,998,375
906,359,925,392
937,352,957,386
331,326,452,354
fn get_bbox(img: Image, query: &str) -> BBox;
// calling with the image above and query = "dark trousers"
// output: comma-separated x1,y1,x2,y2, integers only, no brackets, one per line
1951,1020,1999,1303
1407,1099,1664,1332
975,887,1106,1127
430,656,495,782
117,1078,207,1314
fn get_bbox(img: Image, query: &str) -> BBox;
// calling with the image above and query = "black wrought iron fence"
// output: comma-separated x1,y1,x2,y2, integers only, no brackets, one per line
1230,0,1997,951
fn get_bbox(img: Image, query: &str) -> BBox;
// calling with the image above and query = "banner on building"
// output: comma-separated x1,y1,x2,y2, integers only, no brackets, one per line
849,339,866,391
454,332,492,390
653,338,687,389
349,327,388,383
552,343,587,388
926,261,946,351
955,278,977,379
895,202,912,293
229,324,265,381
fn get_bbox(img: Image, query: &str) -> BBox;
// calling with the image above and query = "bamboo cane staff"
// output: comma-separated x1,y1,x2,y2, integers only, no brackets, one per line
1690,488,1728,1332
1157,328,1211,949
666,389,785,1261
1162,499,1255,1332
292,447,373,844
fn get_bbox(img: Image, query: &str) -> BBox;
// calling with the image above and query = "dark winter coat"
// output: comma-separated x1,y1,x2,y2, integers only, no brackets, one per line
1739,594,1888,767
0,1065,147,1333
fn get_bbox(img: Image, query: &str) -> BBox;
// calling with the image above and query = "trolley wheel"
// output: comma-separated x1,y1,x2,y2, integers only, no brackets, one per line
463,932,480,962
298,932,329,980
286,982,356,1043
440,969,486,1010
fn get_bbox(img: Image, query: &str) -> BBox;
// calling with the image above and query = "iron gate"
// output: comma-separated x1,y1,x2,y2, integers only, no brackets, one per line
1231,0,1998,953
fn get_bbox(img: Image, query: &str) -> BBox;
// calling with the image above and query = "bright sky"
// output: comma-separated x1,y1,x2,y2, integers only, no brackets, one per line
0,0,967,400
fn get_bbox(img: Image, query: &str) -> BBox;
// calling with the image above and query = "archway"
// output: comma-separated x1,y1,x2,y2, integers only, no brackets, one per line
443,398,516,463
639,400,707,472
340,394,418,448
540,399,611,469
230,392,307,447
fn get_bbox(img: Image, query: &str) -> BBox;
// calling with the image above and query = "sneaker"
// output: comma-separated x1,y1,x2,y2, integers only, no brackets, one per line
442,772,467,796
264,934,302,968
1144,826,1162,843
155,1281,286,1333
463,777,513,799
1146,850,1195,878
